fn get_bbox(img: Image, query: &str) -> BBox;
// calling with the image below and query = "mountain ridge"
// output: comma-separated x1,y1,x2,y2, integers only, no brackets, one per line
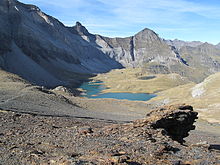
1,0,220,87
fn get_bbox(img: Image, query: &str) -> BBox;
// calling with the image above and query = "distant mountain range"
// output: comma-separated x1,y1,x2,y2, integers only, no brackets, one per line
1,0,220,87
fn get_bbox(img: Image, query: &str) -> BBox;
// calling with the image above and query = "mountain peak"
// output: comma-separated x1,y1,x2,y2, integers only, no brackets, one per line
73,21,90,36
75,21,82,27
134,28,160,42
215,43,220,49
201,42,213,47
140,28,155,33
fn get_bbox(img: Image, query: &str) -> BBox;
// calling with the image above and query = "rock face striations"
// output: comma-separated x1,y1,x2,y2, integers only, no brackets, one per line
1,0,220,87
0,0,123,87
94,28,181,69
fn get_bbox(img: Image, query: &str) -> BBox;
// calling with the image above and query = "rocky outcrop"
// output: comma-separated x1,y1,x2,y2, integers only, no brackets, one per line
148,105,198,143
1,105,219,165
52,85,81,96
133,104,198,144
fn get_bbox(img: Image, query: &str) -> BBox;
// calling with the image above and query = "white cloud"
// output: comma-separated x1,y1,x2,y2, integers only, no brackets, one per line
20,0,220,25
19,0,220,43
96,0,220,24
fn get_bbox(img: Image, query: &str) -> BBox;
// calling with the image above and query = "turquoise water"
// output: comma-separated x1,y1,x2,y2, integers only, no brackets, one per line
80,81,156,101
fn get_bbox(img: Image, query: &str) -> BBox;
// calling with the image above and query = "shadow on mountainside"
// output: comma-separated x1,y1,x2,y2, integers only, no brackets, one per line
0,0,123,89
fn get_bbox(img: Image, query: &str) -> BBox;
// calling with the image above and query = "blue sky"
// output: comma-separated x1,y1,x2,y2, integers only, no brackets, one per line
20,0,220,44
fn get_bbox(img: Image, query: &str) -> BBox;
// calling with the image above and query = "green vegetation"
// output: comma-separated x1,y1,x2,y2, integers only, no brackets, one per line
148,72,220,123
93,68,190,94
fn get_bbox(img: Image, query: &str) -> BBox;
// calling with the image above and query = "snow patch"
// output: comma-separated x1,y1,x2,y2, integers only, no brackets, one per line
38,12,54,26
162,98,170,105
191,83,205,98
14,6,19,11
81,35,90,42
168,74,177,80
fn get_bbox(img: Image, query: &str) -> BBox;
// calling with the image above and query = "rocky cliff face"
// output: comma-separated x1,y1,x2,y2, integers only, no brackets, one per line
215,43,220,49
94,29,183,69
1,0,220,87
0,0,123,87
165,39,203,50
177,43,220,81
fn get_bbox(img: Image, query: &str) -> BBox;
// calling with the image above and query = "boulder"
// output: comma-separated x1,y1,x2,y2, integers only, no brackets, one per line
147,104,198,143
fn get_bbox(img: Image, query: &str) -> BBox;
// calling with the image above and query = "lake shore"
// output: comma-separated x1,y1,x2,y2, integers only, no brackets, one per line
92,68,191,94
79,80,156,101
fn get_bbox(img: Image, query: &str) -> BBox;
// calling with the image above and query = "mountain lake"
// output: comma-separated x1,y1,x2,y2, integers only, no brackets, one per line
80,81,156,101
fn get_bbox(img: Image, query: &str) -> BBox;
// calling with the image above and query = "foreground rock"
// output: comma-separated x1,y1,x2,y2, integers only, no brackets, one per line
147,105,198,143
0,105,219,165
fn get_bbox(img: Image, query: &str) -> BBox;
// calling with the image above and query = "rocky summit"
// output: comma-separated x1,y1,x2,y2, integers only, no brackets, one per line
1,104,219,165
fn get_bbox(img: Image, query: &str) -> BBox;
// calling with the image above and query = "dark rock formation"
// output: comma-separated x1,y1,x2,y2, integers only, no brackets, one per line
133,104,198,144
148,105,198,143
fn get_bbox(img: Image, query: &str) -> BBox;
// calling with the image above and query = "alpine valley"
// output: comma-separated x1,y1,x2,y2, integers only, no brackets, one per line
1,0,220,164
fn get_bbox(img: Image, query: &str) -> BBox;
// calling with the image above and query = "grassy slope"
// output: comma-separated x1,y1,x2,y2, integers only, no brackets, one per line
0,69,155,121
148,72,220,123
93,68,190,93
92,68,220,123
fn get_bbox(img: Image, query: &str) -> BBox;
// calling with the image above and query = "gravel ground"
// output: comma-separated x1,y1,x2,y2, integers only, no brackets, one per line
0,108,220,165
1,70,220,165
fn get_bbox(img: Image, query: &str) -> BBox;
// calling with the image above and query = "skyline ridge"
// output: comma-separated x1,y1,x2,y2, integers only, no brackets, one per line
19,0,220,44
